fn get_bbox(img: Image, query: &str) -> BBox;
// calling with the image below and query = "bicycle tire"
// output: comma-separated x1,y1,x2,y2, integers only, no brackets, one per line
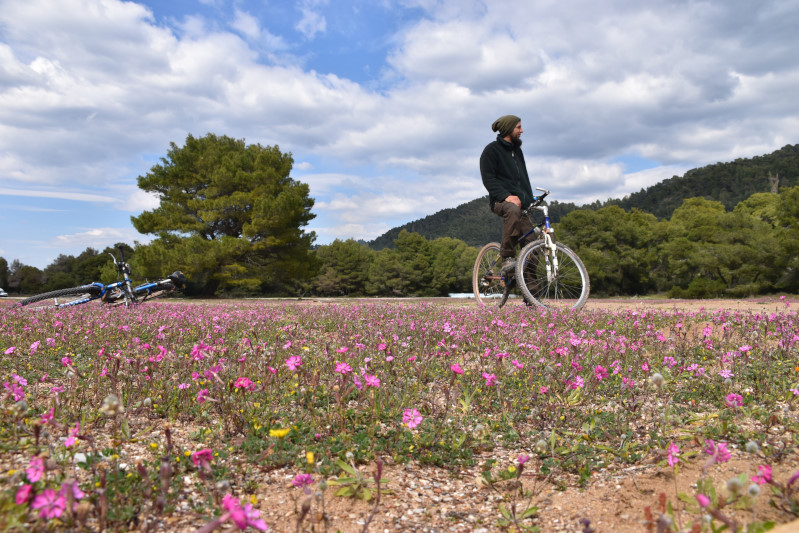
18,285,103,309
472,242,506,306
135,280,175,301
515,239,590,311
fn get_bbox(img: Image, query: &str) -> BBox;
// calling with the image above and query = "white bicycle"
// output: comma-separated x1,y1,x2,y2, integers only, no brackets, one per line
472,188,590,310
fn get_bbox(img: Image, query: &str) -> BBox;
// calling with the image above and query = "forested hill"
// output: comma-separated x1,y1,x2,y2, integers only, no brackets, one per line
612,143,799,217
367,197,580,250
368,143,799,249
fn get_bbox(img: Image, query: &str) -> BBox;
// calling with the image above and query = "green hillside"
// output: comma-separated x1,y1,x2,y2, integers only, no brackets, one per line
369,144,799,249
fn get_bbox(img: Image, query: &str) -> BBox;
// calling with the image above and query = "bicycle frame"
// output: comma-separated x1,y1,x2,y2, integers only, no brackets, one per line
46,277,170,308
21,246,185,309
473,187,590,309
101,250,175,306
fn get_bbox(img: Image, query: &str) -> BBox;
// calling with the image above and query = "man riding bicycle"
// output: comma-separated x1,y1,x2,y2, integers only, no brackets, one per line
479,115,536,270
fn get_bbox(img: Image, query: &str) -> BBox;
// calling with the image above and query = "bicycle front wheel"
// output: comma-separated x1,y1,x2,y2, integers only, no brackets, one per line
472,242,506,306
516,240,590,311
18,285,103,309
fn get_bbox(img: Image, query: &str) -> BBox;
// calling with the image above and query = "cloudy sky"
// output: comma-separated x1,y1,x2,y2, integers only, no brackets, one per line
1,0,797,269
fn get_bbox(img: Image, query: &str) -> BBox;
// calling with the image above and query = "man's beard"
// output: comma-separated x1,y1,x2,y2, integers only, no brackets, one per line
512,136,522,147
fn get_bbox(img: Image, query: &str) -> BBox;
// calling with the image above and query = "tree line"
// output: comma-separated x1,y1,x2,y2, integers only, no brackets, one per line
3,134,797,299
5,185,798,299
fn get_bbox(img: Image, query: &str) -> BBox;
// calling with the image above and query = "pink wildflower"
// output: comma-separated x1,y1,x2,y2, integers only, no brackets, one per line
539,386,548,394
667,441,680,467
60,480,85,501
567,376,584,389
285,356,302,371
641,361,650,372
196,389,210,403
704,439,731,464
3,381,25,401
739,345,752,353
752,465,772,485
364,374,381,388
353,374,363,390
221,493,268,531
61,356,73,367
336,346,349,353
725,393,743,408
482,372,497,387
4,346,15,355
696,493,711,508
178,383,190,389
41,408,54,425
334,362,352,375
234,377,255,390
292,473,313,487
15,484,32,505
31,488,66,519
192,449,214,468
518,454,530,465
64,422,79,448
512,359,524,370
26,456,44,483
594,365,608,381
450,363,463,375
402,408,423,429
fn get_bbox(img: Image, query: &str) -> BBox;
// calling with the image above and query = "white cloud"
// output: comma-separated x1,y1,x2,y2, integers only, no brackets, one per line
295,1,327,40
1,0,797,262
113,187,161,212
231,9,260,40
0,188,114,203
52,227,149,247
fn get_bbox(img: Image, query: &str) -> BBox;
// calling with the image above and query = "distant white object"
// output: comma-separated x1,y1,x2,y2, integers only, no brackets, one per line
0,288,7,297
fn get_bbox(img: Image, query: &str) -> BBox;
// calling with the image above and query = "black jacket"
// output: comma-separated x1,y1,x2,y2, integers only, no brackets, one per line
480,135,534,210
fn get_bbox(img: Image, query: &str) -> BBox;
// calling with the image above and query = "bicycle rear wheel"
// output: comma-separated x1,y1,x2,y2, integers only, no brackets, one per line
135,280,175,301
516,240,590,311
18,285,103,309
472,242,506,306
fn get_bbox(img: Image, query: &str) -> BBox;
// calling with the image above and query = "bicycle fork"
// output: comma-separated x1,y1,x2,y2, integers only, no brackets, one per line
543,233,558,283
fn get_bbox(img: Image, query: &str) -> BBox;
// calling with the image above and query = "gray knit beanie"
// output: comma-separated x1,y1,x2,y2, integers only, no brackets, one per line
491,115,521,137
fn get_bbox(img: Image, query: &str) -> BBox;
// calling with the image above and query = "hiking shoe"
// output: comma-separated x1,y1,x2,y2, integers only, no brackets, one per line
501,257,516,271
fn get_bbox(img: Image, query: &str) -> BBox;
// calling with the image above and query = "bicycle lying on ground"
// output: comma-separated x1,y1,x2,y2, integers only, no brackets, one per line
472,188,590,311
18,248,186,309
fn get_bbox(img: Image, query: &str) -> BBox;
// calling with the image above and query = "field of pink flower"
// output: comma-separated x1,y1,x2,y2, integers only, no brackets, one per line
1,298,798,532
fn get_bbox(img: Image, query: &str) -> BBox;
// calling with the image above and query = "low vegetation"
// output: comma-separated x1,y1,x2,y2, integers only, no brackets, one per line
1,298,798,531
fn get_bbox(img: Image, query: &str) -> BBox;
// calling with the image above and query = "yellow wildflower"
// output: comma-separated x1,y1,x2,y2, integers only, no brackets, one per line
270,428,290,439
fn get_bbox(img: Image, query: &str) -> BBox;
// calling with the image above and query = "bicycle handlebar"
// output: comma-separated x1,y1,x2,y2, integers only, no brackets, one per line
525,188,550,211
